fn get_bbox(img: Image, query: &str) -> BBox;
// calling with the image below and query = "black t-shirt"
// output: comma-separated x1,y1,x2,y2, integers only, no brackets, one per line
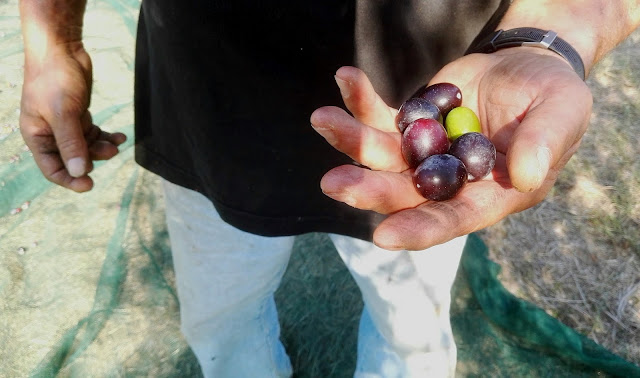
134,0,509,241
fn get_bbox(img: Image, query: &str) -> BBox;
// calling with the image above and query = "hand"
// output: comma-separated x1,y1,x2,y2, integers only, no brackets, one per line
19,43,127,192
310,49,592,250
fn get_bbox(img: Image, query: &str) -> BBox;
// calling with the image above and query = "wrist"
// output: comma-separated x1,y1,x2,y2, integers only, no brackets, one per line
466,28,586,80
20,0,86,70
496,7,595,76
495,0,640,78
23,39,87,79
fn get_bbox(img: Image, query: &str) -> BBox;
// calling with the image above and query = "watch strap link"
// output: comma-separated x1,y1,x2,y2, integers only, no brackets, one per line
466,28,586,80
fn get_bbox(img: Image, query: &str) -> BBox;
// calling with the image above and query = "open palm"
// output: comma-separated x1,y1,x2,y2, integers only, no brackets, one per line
311,48,592,250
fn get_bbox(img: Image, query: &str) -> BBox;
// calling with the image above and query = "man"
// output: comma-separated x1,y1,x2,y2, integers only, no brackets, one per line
18,0,640,376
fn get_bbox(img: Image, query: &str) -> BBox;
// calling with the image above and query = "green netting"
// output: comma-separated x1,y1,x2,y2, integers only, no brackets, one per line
1,0,639,377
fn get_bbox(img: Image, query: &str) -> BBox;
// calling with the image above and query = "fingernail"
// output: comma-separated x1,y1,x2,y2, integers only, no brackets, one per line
536,146,551,184
311,123,337,145
67,157,86,177
322,188,357,207
342,194,357,207
334,75,351,99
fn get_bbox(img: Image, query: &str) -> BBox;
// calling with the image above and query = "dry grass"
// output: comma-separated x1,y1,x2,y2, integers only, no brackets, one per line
479,29,640,365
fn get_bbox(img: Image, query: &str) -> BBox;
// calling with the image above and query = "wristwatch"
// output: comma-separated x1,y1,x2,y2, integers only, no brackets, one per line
465,28,586,80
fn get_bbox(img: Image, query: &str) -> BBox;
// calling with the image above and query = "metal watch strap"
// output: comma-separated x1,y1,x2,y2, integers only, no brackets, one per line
465,28,586,80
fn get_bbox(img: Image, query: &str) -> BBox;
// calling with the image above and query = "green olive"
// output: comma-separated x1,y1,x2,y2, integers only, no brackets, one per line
444,106,481,141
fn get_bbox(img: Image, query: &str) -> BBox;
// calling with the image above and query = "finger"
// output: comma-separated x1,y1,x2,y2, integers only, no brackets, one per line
101,130,127,145
86,126,127,160
47,165,94,192
320,165,424,214
28,137,94,192
311,106,406,172
82,111,127,146
19,114,89,192
89,140,120,161
334,66,398,132
49,104,90,178
83,120,128,147
507,79,592,192
372,177,543,251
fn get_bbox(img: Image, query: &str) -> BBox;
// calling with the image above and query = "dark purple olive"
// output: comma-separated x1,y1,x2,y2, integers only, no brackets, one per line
448,132,496,181
396,98,443,133
413,83,462,117
401,118,450,168
413,154,468,201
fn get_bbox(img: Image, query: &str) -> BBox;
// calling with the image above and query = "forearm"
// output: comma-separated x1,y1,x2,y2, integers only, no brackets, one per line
20,0,87,69
497,0,640,76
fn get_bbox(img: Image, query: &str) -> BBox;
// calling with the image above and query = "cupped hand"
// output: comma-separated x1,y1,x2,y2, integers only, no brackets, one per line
311,48,592,250
20,43,127,192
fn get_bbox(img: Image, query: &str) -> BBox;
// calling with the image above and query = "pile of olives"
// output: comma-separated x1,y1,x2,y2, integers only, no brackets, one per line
397,83,496,201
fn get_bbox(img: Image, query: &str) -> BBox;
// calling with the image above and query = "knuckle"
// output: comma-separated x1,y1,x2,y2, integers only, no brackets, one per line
56,136,86,154
51,96,86,119
85,124,102,142
47,170,74,188
430,195,484,238
432,201,466,235
18,117,46,139
29,136,56,154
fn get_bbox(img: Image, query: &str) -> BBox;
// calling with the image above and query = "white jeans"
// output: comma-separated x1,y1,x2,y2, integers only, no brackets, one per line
162,179,466,378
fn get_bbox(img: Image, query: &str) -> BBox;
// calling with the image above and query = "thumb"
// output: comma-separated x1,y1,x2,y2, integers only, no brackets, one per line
507,87,591,192
50,106,90,178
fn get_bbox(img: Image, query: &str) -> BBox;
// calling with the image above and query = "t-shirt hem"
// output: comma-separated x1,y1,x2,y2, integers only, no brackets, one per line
135,143,378,241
